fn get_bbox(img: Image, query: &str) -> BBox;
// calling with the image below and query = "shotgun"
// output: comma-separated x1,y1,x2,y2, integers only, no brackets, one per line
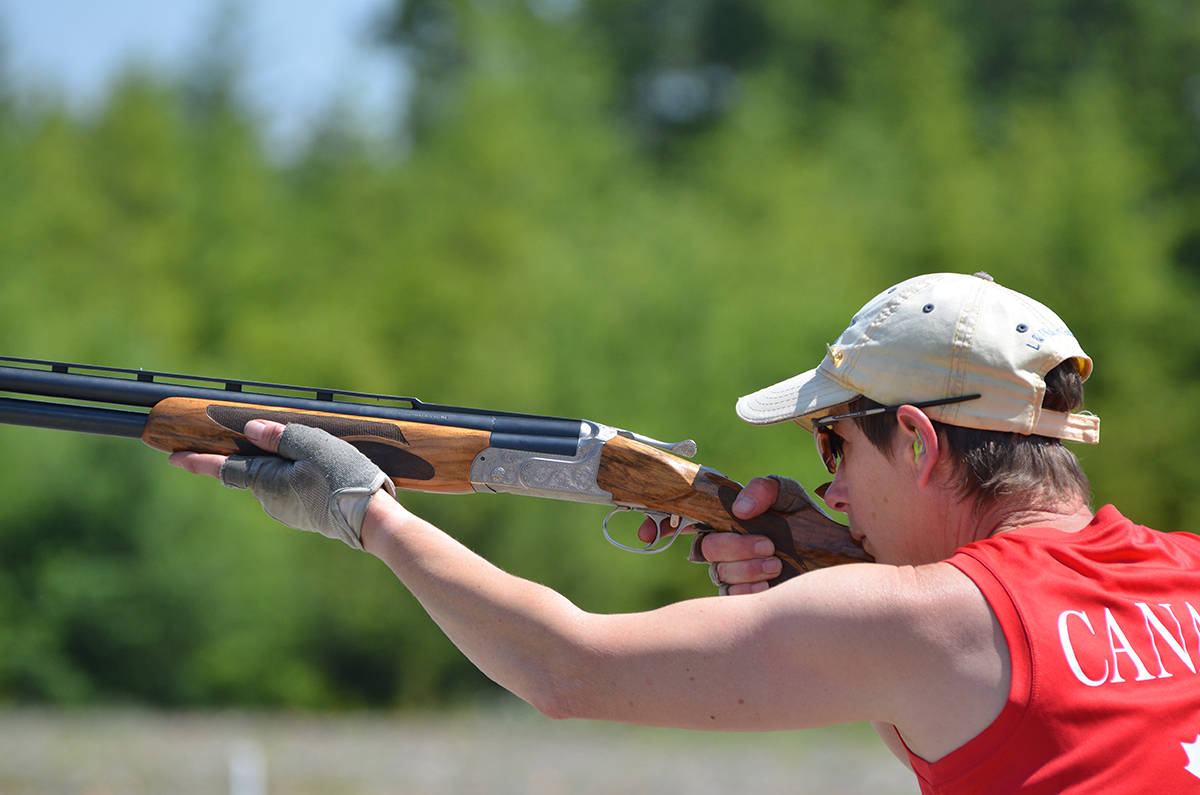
0,356,870,582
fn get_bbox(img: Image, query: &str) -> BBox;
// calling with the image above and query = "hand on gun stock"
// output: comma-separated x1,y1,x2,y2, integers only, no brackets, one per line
169,419,398,550
640,474,842,595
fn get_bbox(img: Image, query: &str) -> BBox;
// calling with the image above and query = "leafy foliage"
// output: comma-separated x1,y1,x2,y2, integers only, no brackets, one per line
0,0,1197,707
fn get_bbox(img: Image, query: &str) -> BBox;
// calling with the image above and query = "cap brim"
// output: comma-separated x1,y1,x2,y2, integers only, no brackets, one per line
735,366,859,428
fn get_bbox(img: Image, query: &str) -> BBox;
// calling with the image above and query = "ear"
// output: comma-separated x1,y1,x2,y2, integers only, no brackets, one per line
895,405,940,488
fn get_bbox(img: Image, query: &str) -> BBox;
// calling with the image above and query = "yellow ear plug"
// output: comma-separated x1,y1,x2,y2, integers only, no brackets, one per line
913,438,923,461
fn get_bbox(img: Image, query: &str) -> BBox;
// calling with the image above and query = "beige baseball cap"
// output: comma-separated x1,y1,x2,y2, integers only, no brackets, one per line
735,272,1100,443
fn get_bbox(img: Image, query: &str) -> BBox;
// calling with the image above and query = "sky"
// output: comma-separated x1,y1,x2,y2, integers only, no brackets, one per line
1,0,408,156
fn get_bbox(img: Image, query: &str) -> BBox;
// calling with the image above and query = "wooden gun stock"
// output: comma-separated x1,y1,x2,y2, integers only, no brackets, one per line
143,397,491,494
596,434,871,583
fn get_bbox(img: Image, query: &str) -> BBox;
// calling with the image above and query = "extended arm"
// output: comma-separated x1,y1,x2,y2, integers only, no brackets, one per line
363,491,902,730
171,421,1008,748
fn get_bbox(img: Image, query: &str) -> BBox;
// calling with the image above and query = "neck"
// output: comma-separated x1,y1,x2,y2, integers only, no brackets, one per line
967,497,1094,543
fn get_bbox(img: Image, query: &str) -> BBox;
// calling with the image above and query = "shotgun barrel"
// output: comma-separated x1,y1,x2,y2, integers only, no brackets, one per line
0,355,588,454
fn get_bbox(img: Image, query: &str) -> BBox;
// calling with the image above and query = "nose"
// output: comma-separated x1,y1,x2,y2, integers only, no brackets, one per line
821,470,850,514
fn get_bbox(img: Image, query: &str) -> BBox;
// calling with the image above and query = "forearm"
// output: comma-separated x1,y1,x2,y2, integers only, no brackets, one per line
360,493,591,717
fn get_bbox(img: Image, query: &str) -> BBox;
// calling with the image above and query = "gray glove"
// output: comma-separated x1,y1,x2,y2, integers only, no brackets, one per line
765,474,825,515
219,423,397,550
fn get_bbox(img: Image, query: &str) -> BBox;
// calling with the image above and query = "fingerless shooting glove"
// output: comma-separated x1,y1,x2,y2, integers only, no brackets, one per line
219,423,397,549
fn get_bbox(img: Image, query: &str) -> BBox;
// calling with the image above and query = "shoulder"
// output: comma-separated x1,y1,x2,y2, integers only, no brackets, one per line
575,560,1008,736
765,562,1009,758
770,559,994,630
761,561,1004,692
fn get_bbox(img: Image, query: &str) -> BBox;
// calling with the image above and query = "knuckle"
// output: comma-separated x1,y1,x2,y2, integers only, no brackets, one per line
761,476,783,499
719,560,754,585
263,424,286,450
750,476,778,493
704,532,745,560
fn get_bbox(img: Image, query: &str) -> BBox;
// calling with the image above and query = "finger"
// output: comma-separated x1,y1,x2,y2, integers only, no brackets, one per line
637,516,660,544
168,451,228,479
636,515,699,544
712,556,783,586
243,419,287,453
730,477,782,519
723,582,770,596
698,531,775,563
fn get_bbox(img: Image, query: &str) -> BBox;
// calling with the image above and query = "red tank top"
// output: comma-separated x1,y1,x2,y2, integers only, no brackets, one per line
904,505,1200,794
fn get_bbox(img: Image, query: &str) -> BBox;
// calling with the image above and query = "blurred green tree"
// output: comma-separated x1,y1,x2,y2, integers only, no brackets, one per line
0,0,1197,709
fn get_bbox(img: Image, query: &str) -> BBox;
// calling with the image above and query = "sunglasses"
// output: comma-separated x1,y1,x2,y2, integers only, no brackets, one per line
811,394,982,474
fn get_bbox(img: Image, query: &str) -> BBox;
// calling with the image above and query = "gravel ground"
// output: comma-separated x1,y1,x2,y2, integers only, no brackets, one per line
0,706,917,794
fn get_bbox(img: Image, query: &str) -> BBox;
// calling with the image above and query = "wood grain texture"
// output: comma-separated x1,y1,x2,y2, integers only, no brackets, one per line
595,434,871,581
142,397,490,493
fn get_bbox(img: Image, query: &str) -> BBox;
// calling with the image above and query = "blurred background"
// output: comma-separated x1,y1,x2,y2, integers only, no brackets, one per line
0,0,1198,791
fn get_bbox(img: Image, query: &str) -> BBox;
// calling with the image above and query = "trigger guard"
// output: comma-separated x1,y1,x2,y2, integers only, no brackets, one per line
602,508,693,554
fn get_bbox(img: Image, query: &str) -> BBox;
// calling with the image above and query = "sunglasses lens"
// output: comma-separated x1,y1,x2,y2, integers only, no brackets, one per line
815,426,842,473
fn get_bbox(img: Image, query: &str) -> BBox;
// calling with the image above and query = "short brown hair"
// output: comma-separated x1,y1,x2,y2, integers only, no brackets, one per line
851,360,1091,510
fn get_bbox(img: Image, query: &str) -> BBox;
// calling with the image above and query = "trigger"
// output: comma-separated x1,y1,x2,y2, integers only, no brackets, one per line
602,509,689,554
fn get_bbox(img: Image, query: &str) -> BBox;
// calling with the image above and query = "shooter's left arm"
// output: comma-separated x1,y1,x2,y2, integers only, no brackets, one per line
169,421,900,732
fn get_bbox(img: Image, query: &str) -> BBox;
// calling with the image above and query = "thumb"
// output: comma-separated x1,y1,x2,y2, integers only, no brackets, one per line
731,476,781,518
243,419,287,453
